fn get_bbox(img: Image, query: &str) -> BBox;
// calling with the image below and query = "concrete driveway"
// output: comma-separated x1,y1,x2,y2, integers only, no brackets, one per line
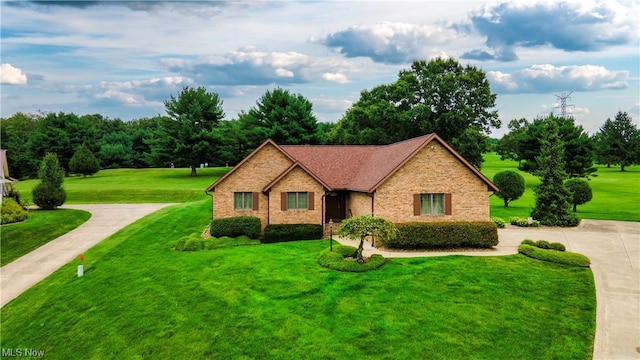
0,203,176,308
341,219,640,360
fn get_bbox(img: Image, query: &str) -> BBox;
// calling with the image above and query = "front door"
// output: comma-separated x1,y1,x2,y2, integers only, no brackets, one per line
325,192,346,221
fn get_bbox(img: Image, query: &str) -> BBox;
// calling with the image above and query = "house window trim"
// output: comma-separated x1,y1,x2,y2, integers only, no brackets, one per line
281,191,315,211
234,192,259,211
414,193,451,216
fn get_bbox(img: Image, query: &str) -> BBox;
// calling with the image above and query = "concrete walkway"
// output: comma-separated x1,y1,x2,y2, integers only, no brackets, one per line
0,203,175,308
337,219,640,360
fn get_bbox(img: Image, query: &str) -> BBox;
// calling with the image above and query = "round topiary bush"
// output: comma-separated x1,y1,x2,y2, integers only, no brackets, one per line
317,245,386,272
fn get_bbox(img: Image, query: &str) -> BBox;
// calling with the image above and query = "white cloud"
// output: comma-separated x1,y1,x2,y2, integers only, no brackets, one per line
488,64,629,93
0,63,28,85
316,21,461,64
322,72,349,84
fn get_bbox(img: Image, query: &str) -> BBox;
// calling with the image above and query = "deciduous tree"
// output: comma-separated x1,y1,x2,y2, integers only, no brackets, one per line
338,215,397,264
565,178,593,212
329,57,500,168
493,170,525,207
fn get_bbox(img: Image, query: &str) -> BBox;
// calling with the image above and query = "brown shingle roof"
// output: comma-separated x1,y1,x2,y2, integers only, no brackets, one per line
207,134,498,193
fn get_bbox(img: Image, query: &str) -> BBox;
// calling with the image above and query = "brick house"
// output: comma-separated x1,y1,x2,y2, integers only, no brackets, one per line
205,134,498,231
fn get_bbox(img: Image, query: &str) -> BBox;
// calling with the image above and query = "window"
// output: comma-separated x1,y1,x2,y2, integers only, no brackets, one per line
234,192,253,210
413,193,451,216
421,193,444,215
287,192,308,210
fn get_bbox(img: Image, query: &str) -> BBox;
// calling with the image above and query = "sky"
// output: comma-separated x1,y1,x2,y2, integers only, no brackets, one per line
1,0,638,138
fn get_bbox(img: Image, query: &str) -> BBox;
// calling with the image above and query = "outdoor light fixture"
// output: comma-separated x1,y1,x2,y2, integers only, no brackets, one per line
329,218,333,252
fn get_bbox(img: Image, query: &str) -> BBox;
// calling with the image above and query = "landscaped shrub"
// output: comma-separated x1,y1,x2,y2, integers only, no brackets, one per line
176,234,261,251
518,243,590,267
175,234,204,251
491,216,506,228
509,217,541,227
521,239,536,247
522,239,567,252
204,236,260,250
386,222,498,249
209,216,261,239
317,245,386,272
549,242,566,252
1,198,29,224
263,224,323,244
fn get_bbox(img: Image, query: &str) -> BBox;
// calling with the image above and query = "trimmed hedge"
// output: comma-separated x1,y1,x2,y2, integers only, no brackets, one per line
385,222,499,249
518,243,590,267
522,239,567,252
1,198,29,225
317,245,386,272
509,217,541,227
491,216,506,229
263,224,323,244
210,216,261,239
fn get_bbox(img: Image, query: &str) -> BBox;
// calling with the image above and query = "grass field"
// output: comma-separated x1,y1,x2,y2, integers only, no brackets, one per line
0,209,91,266
12,167,229,204
0,200,596,359
481,154,640,222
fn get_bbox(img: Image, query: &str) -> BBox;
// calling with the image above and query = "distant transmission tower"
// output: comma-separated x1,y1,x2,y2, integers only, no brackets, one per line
554,91,575,118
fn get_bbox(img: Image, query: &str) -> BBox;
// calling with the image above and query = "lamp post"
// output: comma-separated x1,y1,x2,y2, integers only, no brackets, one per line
329,218,333,252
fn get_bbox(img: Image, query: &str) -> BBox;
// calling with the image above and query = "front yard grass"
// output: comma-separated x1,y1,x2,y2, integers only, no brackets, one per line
1,200,596,359
0,209,91,266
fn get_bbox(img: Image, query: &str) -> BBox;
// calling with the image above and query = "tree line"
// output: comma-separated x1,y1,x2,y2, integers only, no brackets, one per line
2,57,639,180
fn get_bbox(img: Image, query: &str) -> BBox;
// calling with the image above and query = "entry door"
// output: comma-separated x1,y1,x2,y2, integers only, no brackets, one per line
325,193,346,221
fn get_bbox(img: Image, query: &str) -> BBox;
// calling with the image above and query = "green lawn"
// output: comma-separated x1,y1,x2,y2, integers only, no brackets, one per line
0,209,91,266
481,153,640,221
13,167,229,204
0,200,595,359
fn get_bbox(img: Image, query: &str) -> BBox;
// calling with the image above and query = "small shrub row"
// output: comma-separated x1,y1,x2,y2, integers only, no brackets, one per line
1,198,29,225
263,224,323,244
521,239,566,251
518,243,590,267
210,216,261,239
317,245,386,272
385,222,498,249
509,217,541,227
491,216,506,228
175,234,260,251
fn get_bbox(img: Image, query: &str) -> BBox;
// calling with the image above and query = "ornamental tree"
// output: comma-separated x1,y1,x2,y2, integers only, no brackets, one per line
493,170,525,207
565,178,593,212
338,215,397,264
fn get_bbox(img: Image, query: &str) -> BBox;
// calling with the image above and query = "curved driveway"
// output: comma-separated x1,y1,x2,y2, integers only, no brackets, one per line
2,207,638,359
341,219,640,360
0,203,175,308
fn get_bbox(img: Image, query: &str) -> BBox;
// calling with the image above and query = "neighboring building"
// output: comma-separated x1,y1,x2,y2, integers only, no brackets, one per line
1,149,15,199
205,134,498,231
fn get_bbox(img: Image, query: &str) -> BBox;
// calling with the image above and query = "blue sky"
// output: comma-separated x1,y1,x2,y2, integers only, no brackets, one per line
1,0,638,137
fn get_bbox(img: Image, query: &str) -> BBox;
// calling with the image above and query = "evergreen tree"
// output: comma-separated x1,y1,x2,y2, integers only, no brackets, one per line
32,153,66,209
530,119,578,226
69,143,100,177
595,111,640,171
